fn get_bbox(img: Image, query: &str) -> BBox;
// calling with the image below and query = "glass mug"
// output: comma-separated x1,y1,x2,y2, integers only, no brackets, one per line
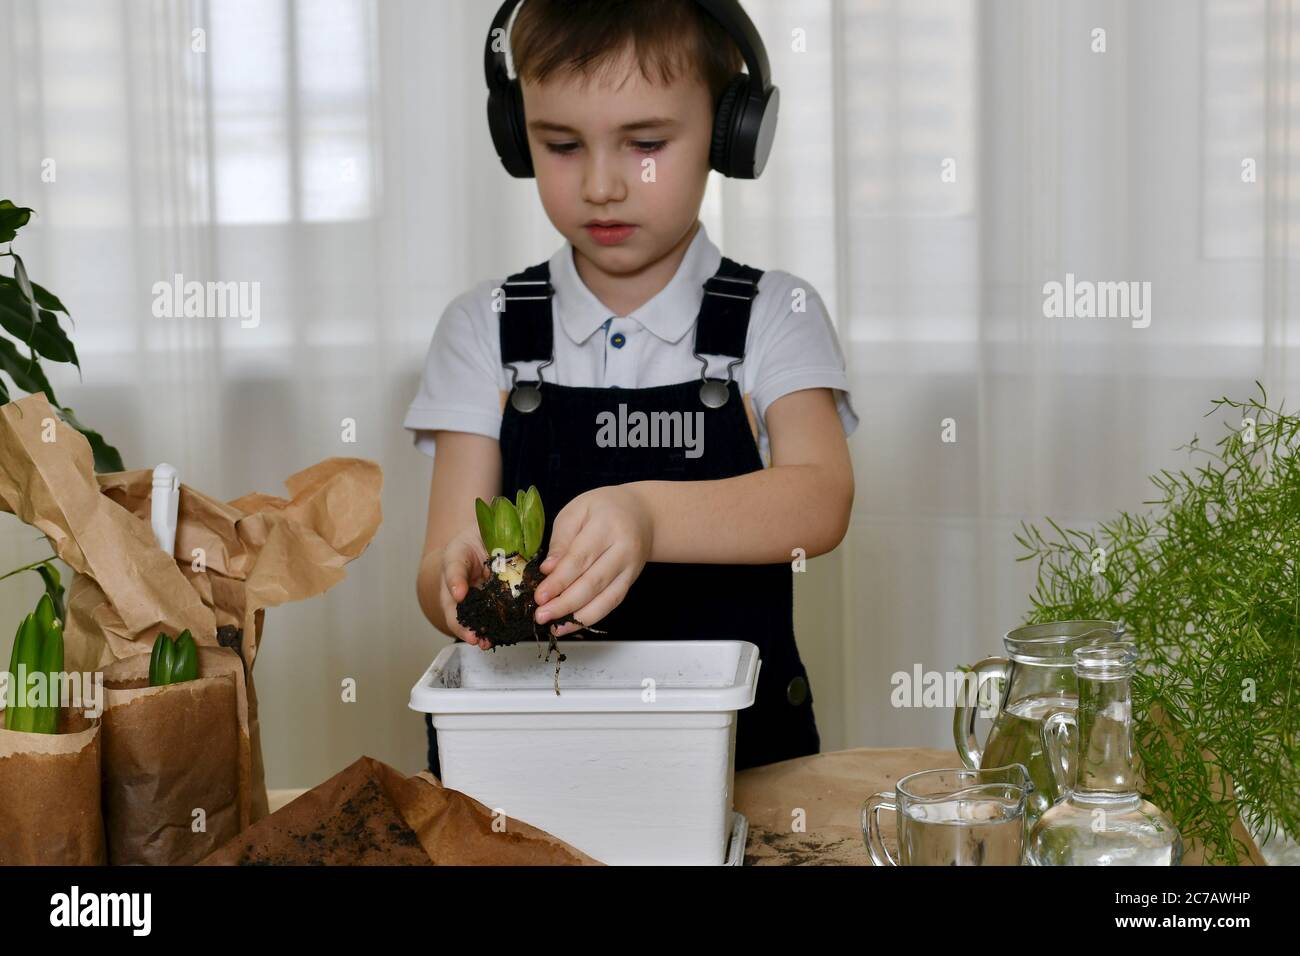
862,764,1032,866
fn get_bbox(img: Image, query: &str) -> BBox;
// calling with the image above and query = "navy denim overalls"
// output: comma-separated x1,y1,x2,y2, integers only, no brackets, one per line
425,255,820,776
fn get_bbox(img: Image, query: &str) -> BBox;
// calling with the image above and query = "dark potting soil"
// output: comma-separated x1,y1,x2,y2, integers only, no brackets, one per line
455,553,605,693
455,555,551,645
232,778,427,866
216,625,243,662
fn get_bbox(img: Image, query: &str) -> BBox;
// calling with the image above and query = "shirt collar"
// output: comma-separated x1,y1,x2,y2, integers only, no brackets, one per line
548,221,723,345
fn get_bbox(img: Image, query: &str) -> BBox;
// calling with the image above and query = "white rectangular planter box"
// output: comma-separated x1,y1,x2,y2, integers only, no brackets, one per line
409,640,759,865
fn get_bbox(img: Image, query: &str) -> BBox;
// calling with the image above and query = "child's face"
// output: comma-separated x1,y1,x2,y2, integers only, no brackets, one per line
521,45,715,272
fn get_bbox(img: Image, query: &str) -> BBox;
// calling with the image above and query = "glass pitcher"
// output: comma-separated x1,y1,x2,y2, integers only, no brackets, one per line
953,620,1124,822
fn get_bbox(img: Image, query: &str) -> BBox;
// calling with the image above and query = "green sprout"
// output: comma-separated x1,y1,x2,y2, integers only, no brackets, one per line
475,484,543,560
458,484,601,689
148,629,199,687
5,593,63,734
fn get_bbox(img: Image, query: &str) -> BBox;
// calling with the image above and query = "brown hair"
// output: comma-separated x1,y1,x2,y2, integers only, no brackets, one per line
509,0,746,106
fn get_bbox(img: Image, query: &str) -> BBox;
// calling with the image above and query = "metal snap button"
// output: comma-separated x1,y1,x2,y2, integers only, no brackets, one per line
786,675,809,706
699,379,729,408
510,385,542,413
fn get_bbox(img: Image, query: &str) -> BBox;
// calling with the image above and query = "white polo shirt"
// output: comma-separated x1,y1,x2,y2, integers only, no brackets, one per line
403,222,859,465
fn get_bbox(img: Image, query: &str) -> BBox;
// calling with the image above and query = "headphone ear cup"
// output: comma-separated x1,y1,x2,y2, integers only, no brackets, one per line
488,80,535,178
506,81,534,177
710,76,747,176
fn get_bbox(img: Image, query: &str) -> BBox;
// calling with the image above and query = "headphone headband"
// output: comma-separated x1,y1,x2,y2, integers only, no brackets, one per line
692,0,772,94
484,0,522,96
485,0,769,93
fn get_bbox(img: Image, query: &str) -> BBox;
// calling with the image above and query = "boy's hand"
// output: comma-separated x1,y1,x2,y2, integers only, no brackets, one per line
534,485,654,637
440,521,493,647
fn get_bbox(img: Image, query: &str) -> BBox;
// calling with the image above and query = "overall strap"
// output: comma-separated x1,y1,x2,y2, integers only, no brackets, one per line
693,257,763,408
498,262,555,414
498,262,555,370
693,256,764,360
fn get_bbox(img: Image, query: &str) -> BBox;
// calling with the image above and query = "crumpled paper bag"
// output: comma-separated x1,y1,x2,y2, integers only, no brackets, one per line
0,709,106,865
200,756,604,865
0,393,382,823
101,647,251,865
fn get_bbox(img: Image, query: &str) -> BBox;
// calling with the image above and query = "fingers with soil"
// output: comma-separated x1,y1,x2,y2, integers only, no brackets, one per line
548,570,630,638
536,547,627,632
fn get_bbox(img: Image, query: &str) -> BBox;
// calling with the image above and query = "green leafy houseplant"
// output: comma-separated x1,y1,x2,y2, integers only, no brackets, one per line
0,199,122,472
0,558,66,621
1015,384,1300,864
2,201,122,664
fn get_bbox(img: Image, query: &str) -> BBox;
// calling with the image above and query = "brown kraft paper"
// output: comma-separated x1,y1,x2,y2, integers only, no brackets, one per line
101,647,251,865
0,393,383,824
200,756,603,866
0,709,106,865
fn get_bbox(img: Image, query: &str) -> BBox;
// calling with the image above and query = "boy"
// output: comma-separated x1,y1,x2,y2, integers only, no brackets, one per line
406,0,858,777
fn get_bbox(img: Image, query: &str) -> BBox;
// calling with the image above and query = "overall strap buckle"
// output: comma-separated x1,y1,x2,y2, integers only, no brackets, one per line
505,362,550,413
694,259,762,409
694,354,744,409
501,277,553,302
500,267,556,414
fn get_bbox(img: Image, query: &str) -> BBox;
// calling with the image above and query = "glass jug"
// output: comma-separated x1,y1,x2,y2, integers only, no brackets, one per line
953,620,1124,822
1027,643,1182,865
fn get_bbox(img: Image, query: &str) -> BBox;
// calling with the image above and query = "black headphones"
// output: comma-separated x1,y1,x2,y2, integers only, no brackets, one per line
484,0,779,180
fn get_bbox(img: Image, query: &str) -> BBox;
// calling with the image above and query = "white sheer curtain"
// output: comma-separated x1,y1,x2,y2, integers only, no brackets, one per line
2,0,1297,791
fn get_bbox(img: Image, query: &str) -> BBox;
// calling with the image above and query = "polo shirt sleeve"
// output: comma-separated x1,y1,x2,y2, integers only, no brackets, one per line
746,271,860,442
403,281,504,461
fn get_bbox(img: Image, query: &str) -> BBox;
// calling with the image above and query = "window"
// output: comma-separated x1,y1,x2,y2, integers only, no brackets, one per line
208,0,378,224
1201,0,1266,259
845,0,976,219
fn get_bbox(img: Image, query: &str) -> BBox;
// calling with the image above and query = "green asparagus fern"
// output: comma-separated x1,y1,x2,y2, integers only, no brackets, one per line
1014,383,1300,864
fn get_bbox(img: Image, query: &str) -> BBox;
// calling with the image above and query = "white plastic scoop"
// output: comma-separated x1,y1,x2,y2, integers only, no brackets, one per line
150,463,179,557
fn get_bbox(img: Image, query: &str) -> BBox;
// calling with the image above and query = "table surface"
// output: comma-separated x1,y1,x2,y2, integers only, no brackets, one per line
269,746,958,865
735,746,957,866
268,746,1293,865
